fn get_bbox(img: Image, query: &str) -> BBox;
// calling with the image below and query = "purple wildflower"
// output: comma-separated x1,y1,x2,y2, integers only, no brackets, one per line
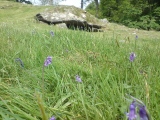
126,95,150,120
49,116,56,120
129,52,136,62
75,75,82,82
44,56,52,66
50,31,54,36
139,106,149,120
127,101,137,120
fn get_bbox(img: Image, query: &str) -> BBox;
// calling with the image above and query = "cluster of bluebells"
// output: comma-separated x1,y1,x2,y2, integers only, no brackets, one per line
44,57,83,120
127,100,150,120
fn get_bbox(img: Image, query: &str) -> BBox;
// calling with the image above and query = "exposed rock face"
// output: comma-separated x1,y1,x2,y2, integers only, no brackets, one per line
35,5,105,32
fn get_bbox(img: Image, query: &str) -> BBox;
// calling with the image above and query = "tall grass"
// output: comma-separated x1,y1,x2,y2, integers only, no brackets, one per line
0,1,160,120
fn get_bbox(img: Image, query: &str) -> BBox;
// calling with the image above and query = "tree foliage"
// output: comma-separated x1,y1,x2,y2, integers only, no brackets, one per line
82,0,159,30
98,0,160,30
85,1,96,15
85,0,99,17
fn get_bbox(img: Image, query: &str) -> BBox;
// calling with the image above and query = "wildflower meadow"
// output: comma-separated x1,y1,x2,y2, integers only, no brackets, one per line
0,1,160,120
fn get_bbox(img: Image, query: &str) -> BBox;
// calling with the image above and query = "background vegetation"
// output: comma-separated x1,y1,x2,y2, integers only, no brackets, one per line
8,0,160,30
86,0,160,31
0,1,160,120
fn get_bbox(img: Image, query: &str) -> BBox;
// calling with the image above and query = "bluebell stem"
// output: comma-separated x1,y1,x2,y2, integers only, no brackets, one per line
127,101,137,120
50,31,54,36
15,58,24,68
42,56,52,96
75,75,82,82
49,116,56,120
135,35,138,40
129,52,136,62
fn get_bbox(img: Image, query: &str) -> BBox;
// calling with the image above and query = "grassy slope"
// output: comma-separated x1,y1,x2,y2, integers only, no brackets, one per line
0,1,160,120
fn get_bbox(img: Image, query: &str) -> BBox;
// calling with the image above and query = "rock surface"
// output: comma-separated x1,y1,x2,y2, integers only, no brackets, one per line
35,5,105,32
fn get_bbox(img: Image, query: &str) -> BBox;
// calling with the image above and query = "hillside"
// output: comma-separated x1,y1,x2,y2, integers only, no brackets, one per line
0,1,160,37
0,1,160,120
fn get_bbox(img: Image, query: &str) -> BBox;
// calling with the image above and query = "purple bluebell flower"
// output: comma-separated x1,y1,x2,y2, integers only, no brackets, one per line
15,58,24,68
139,106,149,120
49,116,56,120
44,56,52,66
50,31,54,36
75,75,82,82
127,101,137,120
129,52,136,62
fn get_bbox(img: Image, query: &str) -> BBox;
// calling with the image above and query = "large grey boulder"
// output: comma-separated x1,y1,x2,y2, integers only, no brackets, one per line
35,5,105,32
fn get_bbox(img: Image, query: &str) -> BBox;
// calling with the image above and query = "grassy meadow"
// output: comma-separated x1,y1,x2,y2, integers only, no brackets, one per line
0,1,160,120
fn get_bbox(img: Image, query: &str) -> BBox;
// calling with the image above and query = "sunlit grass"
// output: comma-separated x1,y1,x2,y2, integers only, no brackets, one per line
0,1,160,120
